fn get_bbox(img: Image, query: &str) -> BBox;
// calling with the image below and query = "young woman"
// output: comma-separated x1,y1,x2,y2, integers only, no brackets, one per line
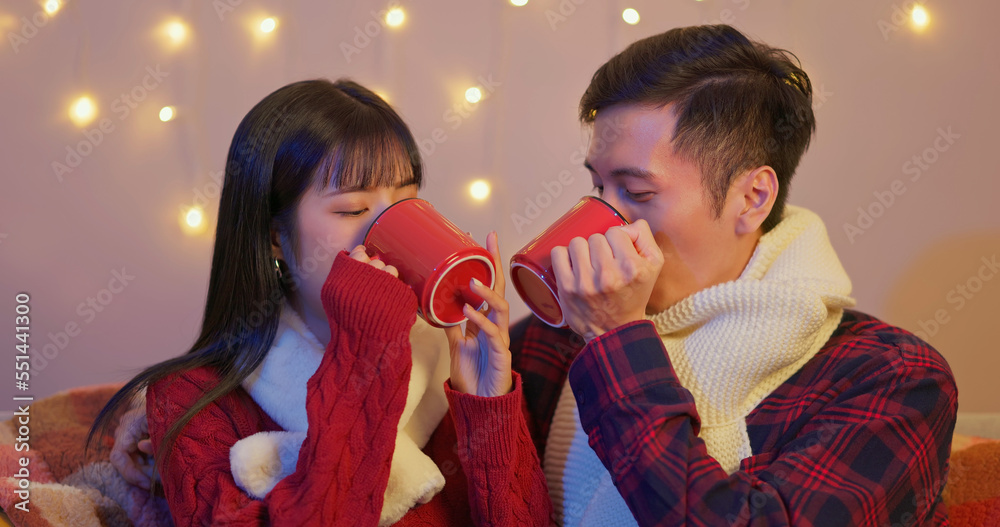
90,79,551,526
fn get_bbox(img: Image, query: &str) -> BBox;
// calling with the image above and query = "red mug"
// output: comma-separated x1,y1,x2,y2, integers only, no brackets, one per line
364,198,495,328
509,196,629,327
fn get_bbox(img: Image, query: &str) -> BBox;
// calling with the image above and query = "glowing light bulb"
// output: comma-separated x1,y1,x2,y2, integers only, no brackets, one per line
165,20,187,44
469,180,491,201
375,90,390,103
911,5,929,29
386,7,405,27
159,106,175,122
0,15,16,33
260,17,276,33
44,0,61,15
185,207,203,228
465,87,483,104
622,8,640,25
178,205,209,235
385,7,406,27
510,0,529,6
69,96,97,127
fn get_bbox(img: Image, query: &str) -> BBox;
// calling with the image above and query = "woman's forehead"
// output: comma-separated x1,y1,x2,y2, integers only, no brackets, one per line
317,142,416,191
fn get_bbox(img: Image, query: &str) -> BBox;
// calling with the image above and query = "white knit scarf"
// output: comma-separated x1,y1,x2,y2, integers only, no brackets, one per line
229,300,452,526
545,205,855,525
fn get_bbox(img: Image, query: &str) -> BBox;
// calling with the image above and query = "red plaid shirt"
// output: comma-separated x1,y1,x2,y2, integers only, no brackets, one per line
510,309,958,526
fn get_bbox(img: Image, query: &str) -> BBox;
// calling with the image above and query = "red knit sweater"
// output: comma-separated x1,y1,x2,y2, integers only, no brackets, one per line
147,252,553,526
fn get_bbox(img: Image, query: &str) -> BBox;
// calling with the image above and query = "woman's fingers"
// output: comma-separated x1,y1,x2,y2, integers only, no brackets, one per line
349,246,398,277
462,303,507,353
443,324,464,349
484,231,510,333
486,231,506,298
110,407,153,489
349,245,370,262
469,276,509,344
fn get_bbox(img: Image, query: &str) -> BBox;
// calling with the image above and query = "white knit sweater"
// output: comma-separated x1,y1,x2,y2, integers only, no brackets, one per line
544,205,856,525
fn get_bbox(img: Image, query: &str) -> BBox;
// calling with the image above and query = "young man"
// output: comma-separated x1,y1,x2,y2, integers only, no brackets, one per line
514,24,957,526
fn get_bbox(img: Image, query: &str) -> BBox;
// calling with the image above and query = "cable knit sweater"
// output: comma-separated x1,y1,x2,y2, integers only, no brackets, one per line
146,252,552,526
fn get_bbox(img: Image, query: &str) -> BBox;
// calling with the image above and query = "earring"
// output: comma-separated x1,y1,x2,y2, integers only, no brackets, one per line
273,258,285,280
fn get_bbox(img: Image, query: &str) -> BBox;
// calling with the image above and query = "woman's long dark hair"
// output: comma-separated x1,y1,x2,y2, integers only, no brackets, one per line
88,79,423,473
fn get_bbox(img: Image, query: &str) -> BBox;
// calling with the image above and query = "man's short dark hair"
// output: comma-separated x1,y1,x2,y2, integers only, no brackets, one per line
579,25,815,232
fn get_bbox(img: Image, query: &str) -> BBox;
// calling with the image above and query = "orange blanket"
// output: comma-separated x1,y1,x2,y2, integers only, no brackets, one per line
946,434,1000,526
0,384,171,527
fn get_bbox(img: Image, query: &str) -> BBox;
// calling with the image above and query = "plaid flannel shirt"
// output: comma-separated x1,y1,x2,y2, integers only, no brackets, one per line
510,309,958,526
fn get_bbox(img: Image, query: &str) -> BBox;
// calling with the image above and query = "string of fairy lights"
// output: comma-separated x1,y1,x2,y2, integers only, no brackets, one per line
26,0,933,235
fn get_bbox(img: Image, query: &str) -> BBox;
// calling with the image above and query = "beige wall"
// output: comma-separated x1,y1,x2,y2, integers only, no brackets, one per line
1,1,996,411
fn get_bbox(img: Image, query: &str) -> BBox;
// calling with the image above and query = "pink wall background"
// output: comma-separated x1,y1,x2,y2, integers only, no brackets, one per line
2,1,997,412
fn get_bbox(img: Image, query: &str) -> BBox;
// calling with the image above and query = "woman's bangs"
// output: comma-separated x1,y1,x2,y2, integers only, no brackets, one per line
321,122,416,192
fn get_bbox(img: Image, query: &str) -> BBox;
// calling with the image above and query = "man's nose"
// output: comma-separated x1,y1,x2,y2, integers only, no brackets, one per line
599,194,627,220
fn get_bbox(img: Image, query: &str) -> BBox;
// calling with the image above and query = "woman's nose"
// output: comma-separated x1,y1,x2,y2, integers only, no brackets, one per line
358,199,395,247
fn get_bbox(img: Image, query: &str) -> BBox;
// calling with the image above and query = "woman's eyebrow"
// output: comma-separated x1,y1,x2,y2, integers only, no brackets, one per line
321,178,418,197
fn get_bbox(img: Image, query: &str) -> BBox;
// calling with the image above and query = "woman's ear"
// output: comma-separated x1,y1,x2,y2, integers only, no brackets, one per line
734,166,778,235
270,226,285,261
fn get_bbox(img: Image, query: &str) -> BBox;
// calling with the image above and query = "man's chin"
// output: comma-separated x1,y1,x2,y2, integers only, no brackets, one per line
645,293,677,316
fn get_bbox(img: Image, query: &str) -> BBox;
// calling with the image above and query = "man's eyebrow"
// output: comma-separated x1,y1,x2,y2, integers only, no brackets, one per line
321,178,419,197
583,160,657,181
609,167,657,181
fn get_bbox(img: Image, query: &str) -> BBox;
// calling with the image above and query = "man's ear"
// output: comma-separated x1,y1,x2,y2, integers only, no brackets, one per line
734,166,778,235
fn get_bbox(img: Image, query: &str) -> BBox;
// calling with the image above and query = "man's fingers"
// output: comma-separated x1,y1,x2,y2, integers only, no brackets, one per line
605,225,637,260
618,220,662,262
138,439,154,456
551,246,573,293
567,237,594,285
587,233,616,274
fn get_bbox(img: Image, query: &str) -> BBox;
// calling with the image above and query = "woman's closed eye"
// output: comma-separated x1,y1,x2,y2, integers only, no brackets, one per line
336,208,368,217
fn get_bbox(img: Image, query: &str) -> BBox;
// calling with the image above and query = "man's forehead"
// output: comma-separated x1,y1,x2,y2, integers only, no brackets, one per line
595,102,679,137
587,106,678,165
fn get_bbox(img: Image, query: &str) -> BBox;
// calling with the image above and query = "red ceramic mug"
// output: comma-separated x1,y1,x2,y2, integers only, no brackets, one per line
509,196,629,327
364,198,495,328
